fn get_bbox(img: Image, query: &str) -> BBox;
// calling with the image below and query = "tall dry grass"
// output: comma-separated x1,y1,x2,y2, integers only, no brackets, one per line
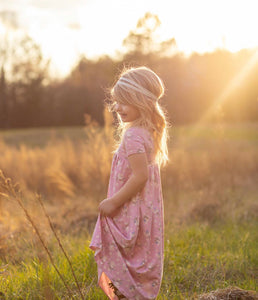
0,125,113,263
0,122,257,257
164,135,258,222
1,126,257,199
0,127,113,201
0,171,85,299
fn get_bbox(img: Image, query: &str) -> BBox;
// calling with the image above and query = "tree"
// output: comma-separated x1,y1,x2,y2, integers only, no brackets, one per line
10,35,49,127
122,12,176,62
0,32,49,128
48,55,117,127
0,66,8,127
0,11,18,128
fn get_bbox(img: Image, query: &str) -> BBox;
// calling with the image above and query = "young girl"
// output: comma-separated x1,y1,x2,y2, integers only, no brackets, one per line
90,66,169,300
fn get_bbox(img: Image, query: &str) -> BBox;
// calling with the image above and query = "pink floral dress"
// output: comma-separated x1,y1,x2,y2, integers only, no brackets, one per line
90,126,164,300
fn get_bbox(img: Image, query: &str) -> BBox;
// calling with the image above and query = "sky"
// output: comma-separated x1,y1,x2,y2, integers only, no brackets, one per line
0,0,257,77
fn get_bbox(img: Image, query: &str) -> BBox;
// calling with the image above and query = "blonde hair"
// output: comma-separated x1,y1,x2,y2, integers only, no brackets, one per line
109,66,169,167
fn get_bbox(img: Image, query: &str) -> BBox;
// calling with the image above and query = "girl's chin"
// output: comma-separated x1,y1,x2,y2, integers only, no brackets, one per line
121,116,129,122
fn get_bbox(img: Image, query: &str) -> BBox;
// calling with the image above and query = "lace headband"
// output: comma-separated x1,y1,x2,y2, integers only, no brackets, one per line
116,77,157,101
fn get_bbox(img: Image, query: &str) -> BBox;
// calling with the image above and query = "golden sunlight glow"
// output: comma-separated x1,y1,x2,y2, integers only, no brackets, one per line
192,48,258,130
156,0,257,55
0,22,5,35
1,0,257,75
29,24,80,76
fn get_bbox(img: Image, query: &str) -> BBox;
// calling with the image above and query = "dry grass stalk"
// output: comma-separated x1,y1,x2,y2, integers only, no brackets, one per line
36,193,84,299
0,170,76,300
198,286,258,300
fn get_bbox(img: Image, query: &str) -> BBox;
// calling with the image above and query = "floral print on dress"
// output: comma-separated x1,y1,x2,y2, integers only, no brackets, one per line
90,126,164,300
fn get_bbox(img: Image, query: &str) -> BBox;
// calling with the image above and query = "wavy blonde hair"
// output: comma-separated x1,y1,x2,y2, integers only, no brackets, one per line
109,66,169,167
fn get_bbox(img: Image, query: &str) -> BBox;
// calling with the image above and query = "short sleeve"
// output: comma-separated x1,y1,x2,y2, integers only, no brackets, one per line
123,128,146,157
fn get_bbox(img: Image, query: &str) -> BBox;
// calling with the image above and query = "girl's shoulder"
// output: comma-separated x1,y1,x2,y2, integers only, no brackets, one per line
124,126,152,139
121,126,155,157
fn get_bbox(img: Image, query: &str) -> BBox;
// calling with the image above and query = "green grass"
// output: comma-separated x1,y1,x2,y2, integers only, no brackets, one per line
1,122,258,149
0,126,87,148
0,221,257,299
160,221,258,299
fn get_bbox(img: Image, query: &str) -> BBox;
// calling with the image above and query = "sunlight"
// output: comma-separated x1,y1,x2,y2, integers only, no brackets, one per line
0,22,6,35
157,0,257,55
1,0,257,75
29,23,80,76
192,48,258,129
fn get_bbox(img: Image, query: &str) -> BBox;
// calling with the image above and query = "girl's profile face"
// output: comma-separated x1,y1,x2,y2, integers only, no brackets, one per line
114,101,140,123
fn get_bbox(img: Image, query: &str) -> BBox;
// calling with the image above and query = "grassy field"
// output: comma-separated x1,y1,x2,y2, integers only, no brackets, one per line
0,122,257,299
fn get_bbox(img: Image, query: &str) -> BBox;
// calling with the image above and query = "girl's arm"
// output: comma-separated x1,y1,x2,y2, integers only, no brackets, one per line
99,152,148,217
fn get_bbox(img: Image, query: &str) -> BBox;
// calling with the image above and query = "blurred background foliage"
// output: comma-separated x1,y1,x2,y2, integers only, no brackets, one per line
0,12,257,129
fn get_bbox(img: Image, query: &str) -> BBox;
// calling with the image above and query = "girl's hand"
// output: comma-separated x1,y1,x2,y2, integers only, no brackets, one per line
99,197,119,217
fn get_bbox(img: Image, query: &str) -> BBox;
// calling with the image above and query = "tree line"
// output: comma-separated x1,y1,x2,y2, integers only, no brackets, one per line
0,13,257,129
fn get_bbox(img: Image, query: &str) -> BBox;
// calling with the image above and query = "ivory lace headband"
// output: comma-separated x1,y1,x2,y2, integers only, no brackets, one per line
116,77,157,101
